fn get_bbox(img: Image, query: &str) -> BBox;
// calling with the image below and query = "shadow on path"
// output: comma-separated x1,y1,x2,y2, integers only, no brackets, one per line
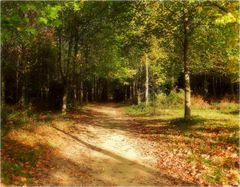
52,126,194,185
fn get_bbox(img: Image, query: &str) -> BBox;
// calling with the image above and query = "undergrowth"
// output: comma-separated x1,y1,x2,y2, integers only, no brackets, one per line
2,105,54,135
124,95,239,185
125,90,238,116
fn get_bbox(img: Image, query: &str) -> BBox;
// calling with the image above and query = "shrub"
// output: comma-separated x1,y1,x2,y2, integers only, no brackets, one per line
126,103,153,115
2,105,38,133
154,89,184,108
191,95,210,109
211,101,239,114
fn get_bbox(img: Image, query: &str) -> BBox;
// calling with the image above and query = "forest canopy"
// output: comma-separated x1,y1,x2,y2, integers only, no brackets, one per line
1,1,239,186
1,0,239,118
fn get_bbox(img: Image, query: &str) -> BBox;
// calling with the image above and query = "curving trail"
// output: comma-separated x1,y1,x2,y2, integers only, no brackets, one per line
26,104,191,185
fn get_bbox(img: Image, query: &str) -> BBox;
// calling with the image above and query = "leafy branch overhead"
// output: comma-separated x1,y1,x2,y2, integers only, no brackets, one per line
1,0,238,113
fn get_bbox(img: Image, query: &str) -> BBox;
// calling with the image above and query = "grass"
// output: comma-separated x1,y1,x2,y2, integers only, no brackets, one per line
1,102,239,185
124,103,239,185
1,105,56,185
1,139,44,185
1,104,88,185
1,105,55,135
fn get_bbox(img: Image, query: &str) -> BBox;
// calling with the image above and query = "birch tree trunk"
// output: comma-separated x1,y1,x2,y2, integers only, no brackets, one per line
183,0,191,119
145,53,149,106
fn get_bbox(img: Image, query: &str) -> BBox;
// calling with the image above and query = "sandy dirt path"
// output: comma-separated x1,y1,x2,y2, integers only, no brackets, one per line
28,103,190,186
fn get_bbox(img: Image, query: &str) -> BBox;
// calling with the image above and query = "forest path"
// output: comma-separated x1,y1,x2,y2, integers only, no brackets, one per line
28,103,190,185
3,104,238,186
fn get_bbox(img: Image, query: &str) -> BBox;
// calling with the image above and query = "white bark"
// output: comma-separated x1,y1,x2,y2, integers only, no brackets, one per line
145,53,149,105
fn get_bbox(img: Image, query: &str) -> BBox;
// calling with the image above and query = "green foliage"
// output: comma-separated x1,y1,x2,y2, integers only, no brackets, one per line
125,103,153,116
25,27,37,35
2,161,23,184
1,2,239,185
211,102,239,114
1,1,238,114
38,17,48,25
1,144,43,185
124,102,238,184
154,90,185,109
1,2,39,42
2,106,29,133
2,105,53,135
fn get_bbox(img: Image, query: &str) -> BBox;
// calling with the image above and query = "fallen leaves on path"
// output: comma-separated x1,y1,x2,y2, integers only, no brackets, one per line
1,104,239,186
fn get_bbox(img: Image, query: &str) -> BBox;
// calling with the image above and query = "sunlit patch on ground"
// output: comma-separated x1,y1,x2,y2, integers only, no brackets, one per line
1,103,239,185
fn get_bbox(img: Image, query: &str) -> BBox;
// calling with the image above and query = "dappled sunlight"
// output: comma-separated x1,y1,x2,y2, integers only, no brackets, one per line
7,129,45,147
87,105,119,117
48,124,177,185
100,133,140,160
2,0,238,185
2,104,238,185
51,171,72,185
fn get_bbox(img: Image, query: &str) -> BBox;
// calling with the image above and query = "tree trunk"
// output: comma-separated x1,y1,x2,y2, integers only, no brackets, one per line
1,77,5,109
137,63,142,105
74,84,77,106
62,30,74,112
57,29,64,81
125,85,127,101
57,28,68,112
204,72,208,96
170,61,175,91
93,76,96,101
145,53,149,105
133,80,136,103
16,54,20,102
80,80,83,104
219,76,222,97
72,29,79,107
96,79,99,102
137,89,141,105
21,84,26,106
86,89,88,103
212,76,216,97
62,88,67,113
183,0,191,119
230,82,234,96
130,82,133,100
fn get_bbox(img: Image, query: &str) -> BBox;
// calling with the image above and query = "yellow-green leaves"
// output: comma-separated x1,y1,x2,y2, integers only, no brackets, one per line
25,27,36,35
47,5,62,20
38,17,48,25
215,13,237,25
73,2,82,12
38,4,63,26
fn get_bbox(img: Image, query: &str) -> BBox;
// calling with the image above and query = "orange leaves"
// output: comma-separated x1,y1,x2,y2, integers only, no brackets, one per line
1,137,55,186
12,176,27,186
20,176,27,183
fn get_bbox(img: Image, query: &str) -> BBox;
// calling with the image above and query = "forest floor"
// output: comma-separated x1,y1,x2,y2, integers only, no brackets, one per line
1,103,239,186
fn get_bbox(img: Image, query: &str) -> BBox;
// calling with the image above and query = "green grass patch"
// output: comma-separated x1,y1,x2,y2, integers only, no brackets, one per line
2,105,54,136
124,102,239,185
125,103,154,116
1,139,44,185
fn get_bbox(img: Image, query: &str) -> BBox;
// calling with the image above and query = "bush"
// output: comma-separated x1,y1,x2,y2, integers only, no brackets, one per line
126,90,238,115
126,103,153,115
153,89,184,109
211,101,239,113
2,105,39,134
191,95,210,109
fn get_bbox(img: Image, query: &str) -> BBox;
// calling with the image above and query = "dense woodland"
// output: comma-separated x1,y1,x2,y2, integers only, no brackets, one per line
1,1,239,186
2,1,239,118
